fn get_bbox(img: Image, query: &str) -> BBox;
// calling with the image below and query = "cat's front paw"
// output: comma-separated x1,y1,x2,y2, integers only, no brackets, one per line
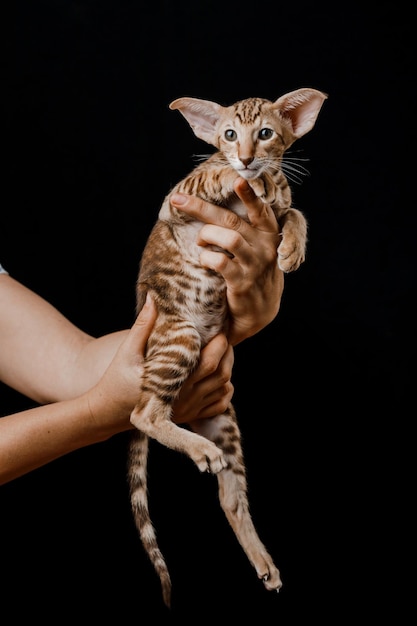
277,236,305,273
248,178,266,198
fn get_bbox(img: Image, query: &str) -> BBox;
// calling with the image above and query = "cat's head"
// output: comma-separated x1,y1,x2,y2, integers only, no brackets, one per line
170,88,327,181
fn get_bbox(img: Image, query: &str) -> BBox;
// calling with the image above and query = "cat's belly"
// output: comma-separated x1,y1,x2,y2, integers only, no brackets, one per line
185,271,228,345
195,306,227,345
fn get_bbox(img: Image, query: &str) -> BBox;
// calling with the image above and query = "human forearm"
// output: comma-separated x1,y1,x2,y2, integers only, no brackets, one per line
55,330,128,400
0,274,129,403
0,393,131,485
0,296,158,485
0,304,236,484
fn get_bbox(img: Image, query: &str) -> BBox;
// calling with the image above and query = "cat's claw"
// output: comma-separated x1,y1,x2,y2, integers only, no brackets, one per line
263,574,280,593
259,567,283,592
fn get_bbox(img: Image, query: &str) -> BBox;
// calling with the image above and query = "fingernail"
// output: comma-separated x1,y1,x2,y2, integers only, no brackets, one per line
171,193,187,206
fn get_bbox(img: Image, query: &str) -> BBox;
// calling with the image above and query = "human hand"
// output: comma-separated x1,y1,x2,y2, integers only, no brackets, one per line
171,177,284,345
88,296,234,433
172,333,234,424
87,293,158,433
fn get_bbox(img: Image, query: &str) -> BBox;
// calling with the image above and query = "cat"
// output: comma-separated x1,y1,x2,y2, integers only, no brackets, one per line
127,87,327,608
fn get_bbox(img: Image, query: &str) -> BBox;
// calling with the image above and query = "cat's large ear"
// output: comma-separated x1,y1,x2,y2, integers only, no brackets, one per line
275,88,328,139
169,98,223,146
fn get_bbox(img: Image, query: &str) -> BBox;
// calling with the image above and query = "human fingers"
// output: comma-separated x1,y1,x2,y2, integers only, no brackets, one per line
233,177,280,234
171,183,280,267
171,192,243,232
171,182,279,235
178,336,234,410
175,372,234,423
188,333,232,383
190,379,234,421
172,335,234,424
196,220,278,284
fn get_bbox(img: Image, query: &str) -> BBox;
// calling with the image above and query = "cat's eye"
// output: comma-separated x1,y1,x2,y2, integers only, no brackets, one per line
224,129,237,142
259,128,274,140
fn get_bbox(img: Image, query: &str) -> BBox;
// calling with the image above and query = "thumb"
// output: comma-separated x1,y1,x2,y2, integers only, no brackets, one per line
129,292,157,356
233,177,279,233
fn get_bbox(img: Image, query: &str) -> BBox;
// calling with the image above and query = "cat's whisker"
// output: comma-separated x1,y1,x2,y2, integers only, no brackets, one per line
281,160,311,185
282,150,311,180
285,148,309,158
193,153,212,163
283,157,310,168
281,172,306,185
284,155,310,161
264,160,309,186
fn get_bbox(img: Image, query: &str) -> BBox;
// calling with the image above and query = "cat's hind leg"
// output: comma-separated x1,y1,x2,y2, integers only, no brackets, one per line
131,394,227,473
130,319,227,473
190,407,282,592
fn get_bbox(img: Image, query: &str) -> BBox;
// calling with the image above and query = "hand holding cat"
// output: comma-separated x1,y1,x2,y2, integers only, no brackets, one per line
173,333,234,424
171,177,284,345
0,282,234,484
85,295,233,427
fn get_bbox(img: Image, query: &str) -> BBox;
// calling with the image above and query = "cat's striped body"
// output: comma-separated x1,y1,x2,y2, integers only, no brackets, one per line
127,88,327,607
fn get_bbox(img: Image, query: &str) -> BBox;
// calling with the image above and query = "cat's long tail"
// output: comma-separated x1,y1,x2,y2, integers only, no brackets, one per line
127,429,172,608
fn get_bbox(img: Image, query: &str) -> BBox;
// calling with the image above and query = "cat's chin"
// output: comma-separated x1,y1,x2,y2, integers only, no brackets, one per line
236,169,259,181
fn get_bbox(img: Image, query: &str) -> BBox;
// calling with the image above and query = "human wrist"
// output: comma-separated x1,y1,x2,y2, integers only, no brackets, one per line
83,387,133,442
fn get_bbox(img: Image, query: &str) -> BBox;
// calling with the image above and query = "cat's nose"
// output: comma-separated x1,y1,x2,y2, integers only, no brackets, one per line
240,157,254,167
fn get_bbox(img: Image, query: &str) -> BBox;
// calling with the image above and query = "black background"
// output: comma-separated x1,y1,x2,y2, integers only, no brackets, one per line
1,1,414,623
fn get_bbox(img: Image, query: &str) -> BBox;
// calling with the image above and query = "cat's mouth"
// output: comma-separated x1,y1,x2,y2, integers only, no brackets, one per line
238,168,260,181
